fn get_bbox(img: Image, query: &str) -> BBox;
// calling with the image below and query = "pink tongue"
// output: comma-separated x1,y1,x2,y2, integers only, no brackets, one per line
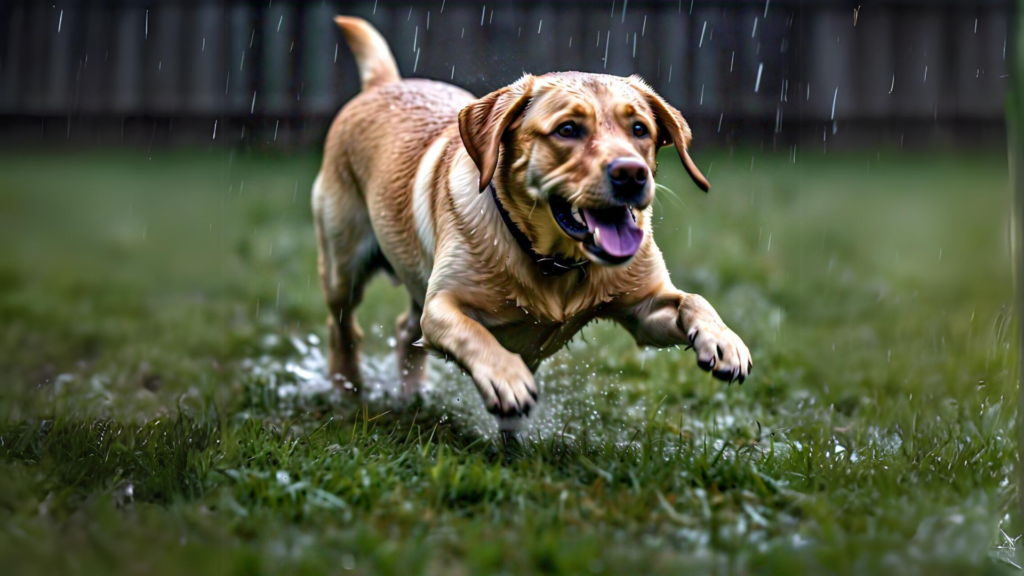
583,208,644,258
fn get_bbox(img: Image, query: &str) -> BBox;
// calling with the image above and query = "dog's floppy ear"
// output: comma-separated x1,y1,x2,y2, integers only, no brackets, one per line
458,75,535,192
629,77,710,192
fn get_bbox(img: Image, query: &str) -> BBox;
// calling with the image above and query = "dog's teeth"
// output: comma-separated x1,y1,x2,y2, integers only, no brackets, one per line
593,227,601,244
570,205,586,226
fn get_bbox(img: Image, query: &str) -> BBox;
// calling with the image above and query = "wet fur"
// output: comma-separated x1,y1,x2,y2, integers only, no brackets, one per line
314,17,751,416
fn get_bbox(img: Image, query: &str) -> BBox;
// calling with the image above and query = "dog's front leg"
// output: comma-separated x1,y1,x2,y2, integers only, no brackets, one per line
616,288,752,383
420,292,538,416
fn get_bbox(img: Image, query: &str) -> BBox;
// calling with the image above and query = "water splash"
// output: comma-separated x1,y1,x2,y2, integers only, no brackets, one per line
239,331,665,443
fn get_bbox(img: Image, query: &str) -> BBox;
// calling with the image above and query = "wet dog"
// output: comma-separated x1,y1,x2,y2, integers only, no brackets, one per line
313,16,751,417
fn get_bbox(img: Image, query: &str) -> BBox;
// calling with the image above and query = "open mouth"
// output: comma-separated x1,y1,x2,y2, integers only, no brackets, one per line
549,195,644,265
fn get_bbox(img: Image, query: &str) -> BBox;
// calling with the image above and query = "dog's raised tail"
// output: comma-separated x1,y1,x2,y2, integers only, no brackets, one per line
334,16,400,91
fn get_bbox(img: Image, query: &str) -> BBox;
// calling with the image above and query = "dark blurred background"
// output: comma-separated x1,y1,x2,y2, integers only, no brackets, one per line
0,0,1012,150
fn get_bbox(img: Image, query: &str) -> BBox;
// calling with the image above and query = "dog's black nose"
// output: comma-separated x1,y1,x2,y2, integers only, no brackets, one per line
608,158,649,203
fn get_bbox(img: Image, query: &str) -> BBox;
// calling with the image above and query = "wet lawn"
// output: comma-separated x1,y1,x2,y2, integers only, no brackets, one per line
0,147,1018,574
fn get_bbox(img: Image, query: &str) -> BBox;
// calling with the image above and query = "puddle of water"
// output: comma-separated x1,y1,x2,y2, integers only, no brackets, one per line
240,332,660,442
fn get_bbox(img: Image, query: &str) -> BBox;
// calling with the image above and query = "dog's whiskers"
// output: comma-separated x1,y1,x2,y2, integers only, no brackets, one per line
654,182,685,209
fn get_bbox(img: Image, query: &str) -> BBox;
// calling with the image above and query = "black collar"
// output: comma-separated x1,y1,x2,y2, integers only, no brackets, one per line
488,184,589,277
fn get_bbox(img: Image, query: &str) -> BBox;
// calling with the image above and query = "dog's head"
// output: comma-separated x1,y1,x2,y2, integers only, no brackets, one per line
459,72,708,266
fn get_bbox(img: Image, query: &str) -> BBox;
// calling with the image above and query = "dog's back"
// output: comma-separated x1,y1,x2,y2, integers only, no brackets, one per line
319,17,472,275
313,17,472,390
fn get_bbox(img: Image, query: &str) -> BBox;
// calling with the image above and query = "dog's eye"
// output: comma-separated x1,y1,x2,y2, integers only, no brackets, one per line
632,122,650,138
555,122,579,138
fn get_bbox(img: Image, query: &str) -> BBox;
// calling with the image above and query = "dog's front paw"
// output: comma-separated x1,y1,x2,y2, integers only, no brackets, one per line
678,297,752,383
471,353,538,416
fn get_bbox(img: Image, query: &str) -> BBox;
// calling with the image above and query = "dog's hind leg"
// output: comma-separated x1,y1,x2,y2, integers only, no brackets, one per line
312,171,379,392
395,301,428,396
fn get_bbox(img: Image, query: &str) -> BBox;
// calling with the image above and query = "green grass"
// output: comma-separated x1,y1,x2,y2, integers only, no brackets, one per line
0,146,1018,574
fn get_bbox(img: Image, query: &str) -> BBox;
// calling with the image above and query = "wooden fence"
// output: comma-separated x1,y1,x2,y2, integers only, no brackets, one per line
0,0,1011,147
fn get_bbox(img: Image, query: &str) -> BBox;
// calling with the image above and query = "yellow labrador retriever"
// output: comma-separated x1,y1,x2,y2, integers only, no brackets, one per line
313,17,752,417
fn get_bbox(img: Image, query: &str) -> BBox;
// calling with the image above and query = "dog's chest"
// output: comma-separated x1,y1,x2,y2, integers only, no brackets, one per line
479,299,602,368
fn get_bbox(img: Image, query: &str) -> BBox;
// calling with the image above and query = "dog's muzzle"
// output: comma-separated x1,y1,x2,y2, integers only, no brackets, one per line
549,194,644,265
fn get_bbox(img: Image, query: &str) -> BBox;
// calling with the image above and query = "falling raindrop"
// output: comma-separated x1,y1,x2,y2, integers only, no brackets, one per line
603,31,610,69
